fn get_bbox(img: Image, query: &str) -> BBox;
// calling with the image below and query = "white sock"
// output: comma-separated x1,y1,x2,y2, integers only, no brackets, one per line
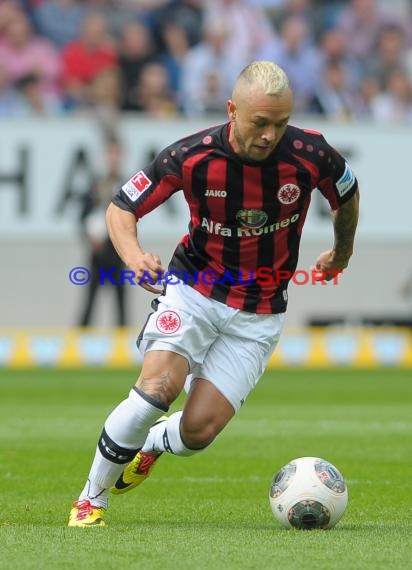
79,388,168,507
142,411,202,457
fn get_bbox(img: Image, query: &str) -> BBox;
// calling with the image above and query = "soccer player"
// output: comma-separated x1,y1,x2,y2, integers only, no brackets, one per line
68,61,359,527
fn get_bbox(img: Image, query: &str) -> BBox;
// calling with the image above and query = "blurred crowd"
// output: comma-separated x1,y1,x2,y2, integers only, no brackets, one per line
1,0,412,123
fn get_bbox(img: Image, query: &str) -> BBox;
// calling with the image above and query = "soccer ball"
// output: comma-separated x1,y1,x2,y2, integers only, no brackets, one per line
269,456,348,530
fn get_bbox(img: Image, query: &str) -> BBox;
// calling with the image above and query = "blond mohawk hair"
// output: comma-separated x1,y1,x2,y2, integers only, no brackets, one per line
236,61,290,96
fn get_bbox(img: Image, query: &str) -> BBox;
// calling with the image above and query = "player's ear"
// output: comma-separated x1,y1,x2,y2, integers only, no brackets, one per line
227,100,237,121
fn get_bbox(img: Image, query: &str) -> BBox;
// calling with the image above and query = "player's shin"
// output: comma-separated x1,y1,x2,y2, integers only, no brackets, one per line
79,387,168,506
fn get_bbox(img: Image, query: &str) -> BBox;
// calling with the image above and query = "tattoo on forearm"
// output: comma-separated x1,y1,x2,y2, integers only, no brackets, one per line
333,193,359,259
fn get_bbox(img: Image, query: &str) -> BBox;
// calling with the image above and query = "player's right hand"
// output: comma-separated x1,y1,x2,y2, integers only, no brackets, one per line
131,253,165,294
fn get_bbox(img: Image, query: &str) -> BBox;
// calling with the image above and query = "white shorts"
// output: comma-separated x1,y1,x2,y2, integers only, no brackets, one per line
138,281,285,412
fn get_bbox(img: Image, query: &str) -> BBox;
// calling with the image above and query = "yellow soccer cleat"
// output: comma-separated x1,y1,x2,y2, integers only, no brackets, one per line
111,415,167,495
111,450,162,495
68,499,106,527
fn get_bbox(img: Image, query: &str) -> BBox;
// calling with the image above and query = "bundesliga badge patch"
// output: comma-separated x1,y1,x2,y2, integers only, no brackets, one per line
121,170,152,201
336,163,355,197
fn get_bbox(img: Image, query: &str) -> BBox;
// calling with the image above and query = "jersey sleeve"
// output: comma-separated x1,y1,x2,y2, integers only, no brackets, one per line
316,137,358,210
112,145,183,220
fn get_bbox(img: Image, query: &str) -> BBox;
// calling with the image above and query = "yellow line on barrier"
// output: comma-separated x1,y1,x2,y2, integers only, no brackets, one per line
0,327,411,369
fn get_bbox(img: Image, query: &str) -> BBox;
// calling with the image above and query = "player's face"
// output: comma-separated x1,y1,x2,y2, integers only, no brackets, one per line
227,87,293,162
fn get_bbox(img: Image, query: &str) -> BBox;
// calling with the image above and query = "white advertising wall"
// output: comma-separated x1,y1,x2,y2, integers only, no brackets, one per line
0,116,411,327
0,115,411,240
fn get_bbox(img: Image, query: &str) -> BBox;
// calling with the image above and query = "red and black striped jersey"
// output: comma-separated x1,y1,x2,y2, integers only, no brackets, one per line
112,122,358,314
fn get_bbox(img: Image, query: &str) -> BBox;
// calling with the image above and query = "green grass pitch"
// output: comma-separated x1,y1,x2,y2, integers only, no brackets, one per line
1,368,411,570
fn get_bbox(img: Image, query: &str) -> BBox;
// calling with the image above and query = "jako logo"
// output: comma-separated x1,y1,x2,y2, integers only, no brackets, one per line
205,189,227,197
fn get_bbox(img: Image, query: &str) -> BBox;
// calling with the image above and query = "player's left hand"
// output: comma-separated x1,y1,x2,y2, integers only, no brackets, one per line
311,249,348,282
